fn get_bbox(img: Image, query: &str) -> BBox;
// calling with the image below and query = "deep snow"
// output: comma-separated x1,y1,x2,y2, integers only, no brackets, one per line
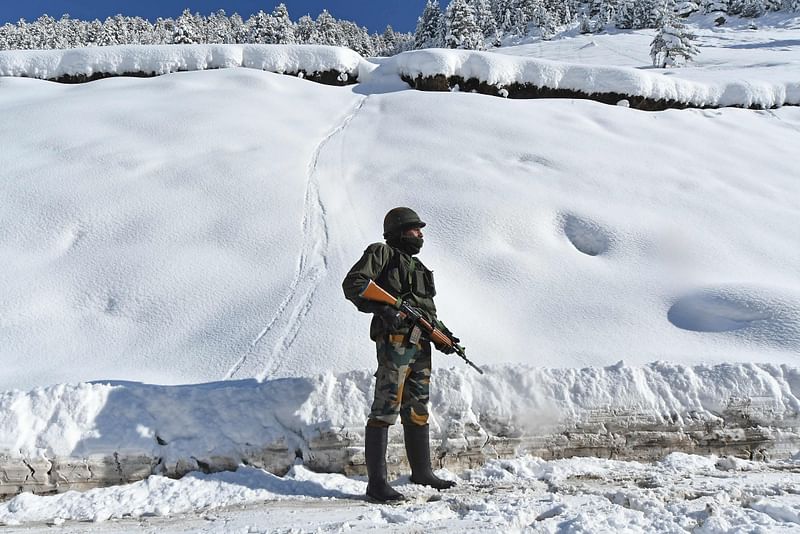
3,362,800,466
3,454,800,531
2,63,800,390
1,14,800,532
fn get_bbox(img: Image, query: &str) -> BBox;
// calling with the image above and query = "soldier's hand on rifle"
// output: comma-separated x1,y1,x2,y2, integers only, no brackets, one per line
377,305,406,331
435,339,456,354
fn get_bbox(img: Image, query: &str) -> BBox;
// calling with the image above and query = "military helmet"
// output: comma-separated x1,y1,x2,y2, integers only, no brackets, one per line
383,207,426,237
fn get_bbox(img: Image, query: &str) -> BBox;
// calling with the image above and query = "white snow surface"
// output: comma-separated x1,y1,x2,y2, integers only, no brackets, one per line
1,362,799,462
388,47,800,107
1,18,800,533
0,44,366,80
3,454,800,531
2,29,800,391
2,17,800,108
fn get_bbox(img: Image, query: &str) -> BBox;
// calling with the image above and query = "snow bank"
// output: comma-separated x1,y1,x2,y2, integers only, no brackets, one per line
2,362,799,495
3,453,800,529
388,48,800,108
0,44,367,82
2,42,798,108
0,464,364,525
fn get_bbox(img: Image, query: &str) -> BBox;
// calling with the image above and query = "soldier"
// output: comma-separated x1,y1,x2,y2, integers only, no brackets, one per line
342,207,458,503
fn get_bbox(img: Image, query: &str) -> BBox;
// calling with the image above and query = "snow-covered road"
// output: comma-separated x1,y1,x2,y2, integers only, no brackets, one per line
3,454,800,532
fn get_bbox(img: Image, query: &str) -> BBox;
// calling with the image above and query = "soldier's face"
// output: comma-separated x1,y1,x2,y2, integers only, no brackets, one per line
402,227,424,239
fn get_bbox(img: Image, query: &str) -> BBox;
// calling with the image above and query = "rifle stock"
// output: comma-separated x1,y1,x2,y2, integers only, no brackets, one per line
359,280,484,374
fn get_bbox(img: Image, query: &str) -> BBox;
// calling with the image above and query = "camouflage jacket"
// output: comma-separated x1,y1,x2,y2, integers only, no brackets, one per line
342,242,437,341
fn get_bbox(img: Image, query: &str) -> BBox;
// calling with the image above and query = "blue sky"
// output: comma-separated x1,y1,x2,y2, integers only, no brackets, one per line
0,1,430,33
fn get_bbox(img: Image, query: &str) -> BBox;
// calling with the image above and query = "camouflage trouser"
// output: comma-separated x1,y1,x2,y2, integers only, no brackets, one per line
367,334,431,427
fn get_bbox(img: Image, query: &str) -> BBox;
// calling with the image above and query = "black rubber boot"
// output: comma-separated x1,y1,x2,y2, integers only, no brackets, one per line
403,424,456,490
365,425,405,503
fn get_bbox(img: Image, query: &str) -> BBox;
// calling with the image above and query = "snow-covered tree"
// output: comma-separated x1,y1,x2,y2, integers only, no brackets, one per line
270,4,296,44
617,0,660,28
128,16,156,45
414,0,446,48
492,0,517,35
741,0,768,16
727,0,768,15
172,9,201,44
596,0,620,25
470,0,498,37
0,23,14,50
445,0,484,49
579,14,600,32
392,31,415,54
675,1,701,15
701,0,723,10
535,0,559,38
339,20,373,55
650,0,698,67
152,17,174,44
246,10,274,43
315,10,341,46
97,15,130,46
229,13,247,44
295,15,320,44
205,10,232,44
53,14,82,48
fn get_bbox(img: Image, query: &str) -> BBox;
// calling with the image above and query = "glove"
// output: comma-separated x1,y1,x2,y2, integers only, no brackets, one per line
377,305,406,332
435,322,459,354
438,343,455,354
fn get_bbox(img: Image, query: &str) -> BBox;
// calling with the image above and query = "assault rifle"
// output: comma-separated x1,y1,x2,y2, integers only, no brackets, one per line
360,280,484,375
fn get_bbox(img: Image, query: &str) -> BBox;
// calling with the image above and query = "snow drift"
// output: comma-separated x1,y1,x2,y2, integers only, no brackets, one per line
0,44,366,84
2,41,799,108
2,361,799,495
1,27,800,500
2,66,799,392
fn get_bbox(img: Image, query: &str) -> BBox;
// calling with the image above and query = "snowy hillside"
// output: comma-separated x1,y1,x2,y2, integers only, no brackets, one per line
1,15,800,529
2,39,799,390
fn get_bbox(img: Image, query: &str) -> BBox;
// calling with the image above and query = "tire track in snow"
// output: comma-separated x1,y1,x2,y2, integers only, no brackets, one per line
224,95,368,381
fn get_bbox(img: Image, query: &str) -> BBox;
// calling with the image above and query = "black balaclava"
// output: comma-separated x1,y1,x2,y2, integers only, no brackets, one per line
387,233,423,256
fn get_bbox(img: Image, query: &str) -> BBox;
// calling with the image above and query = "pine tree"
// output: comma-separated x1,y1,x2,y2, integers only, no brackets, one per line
617,0,660,28
510,0,535,35
740,0,767,16
650,0,698,67
0,23,13,50
599,0,619,25
470,0,498,37
152,17,174,44
315,10,341,46
535,0,558,38
381,25,398,53
492,0,516,36
414,0,446,48
205,10,232,44
339,20,372,55
702,0,729,11
392,32,415,54
295,15,319,44
246,10,274,43
229,13,247,44
97,15,129,46
172,9,200,44
128,16,155,45
53,14,79,48
445,0,485,49
271,4,296,44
